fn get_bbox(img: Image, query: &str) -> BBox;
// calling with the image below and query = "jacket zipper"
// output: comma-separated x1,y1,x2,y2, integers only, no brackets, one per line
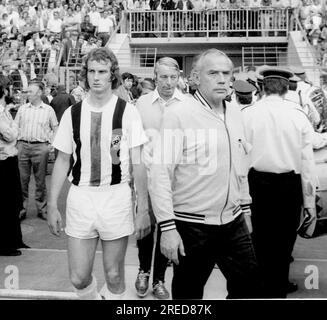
220,112,232,224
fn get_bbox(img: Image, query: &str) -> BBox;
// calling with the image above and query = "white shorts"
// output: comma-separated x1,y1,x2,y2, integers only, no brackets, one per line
65,183,134,240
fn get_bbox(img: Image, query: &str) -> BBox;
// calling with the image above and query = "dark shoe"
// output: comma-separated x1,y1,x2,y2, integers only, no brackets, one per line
135,270,150,297
37,213,47,220
286,282,298,294
0,249,22,256
152,281,170,300
16,243,30,249
19,210,26,221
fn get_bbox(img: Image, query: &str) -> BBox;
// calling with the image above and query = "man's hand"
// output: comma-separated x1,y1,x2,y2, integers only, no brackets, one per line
160,229,185,265
47,205,62,237
244,215,253,234
134,209,151,240
304,208,316,224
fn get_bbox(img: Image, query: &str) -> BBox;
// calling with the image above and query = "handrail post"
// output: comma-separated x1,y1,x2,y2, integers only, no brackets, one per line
168,11,170,40
206,10,209,39
246,9,248,39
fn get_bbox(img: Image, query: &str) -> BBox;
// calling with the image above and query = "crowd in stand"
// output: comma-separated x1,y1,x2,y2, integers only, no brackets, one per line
0,0,326,100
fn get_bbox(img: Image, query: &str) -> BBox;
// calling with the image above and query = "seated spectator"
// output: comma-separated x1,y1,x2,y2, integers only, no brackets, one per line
63,6,80,33
74,4,84,24
36,2,48,27
46,1,57,21
47,10,63,38
88,3,101,28
20,16,38,39
96,8,114,46
7,5,20,29
26,31,43,52
0,13,12,34
80,14,95,40
8,26,20,40
35,8,46,33
81,35,97,55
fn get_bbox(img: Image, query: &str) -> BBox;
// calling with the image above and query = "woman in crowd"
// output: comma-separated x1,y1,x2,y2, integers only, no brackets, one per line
0,79,29,256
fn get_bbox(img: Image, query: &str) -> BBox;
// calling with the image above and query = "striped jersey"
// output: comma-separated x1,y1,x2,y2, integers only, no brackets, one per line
52,94,148,187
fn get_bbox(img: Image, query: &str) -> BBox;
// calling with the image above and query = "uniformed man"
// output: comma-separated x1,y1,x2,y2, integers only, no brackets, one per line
242,67,317,298
233,80,257,110
285,75,327,150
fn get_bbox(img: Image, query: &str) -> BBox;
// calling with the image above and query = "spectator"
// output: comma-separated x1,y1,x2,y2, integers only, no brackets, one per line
47,10,63,37
96,8,114,45
61,30,82,66
26,31,42,52
0,13,12,34
115,72,135,103
89,3,101,28
70,77,87,103
0,81,29,256
10,60,30,93
63,6,80,33
74,4,84,24
15,81,58,221
44,38,61,73
50,84,76,122
7,5,20,29
80,14,96,40
81,35,98,55
138,78,155,96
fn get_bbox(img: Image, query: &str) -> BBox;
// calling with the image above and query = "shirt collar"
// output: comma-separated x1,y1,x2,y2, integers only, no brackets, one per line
28,101,45,108
194,89,227,112
151,88,185,104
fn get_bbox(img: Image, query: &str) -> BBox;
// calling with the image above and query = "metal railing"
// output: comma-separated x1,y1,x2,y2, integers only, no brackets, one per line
129,8,291,38
242,46,289,68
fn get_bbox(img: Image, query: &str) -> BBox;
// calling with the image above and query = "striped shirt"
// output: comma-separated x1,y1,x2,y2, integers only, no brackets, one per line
52,95,148,187
15,102,58,143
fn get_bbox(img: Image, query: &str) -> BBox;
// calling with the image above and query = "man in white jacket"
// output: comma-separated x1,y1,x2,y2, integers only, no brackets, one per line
149,49,263,299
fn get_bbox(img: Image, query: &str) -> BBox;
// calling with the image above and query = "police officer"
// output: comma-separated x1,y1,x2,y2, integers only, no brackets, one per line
233,80,257,110
285,75,327,150
290,67,320,129
242,67,317,298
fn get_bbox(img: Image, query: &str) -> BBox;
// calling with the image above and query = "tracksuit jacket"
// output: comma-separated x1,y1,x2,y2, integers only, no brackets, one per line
149,91,252,232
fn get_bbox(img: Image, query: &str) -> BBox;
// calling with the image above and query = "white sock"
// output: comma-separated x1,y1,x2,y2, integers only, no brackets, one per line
100,284,126,300
75,275,100,300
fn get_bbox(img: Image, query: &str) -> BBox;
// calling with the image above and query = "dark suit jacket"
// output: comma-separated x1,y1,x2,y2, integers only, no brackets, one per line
61,39,83,66
50,92,76,122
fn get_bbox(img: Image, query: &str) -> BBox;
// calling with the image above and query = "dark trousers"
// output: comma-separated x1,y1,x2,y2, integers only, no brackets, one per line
248,169,303,298
137,225,168,284
17,141,49,216
0,156,24,250
172,214,262,299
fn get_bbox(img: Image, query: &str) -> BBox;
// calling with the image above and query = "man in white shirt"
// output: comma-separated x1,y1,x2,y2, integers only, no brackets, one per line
88,3,101,28
96,8,114,46
47,10,63,36
242,68,317,298
63,6,80,33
